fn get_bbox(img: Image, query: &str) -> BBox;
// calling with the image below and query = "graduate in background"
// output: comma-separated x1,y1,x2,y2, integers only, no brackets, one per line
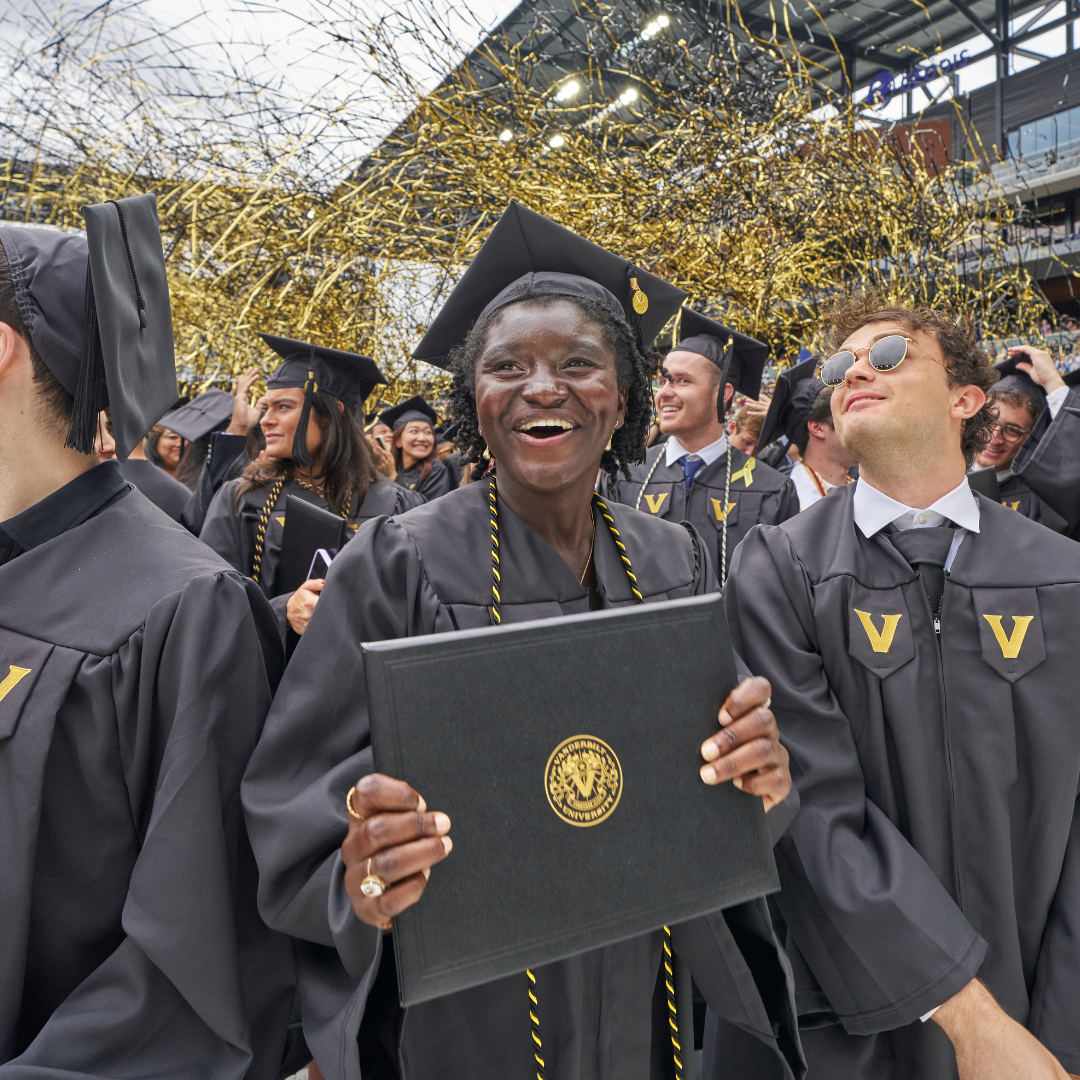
724,296,1080,1080
606,308,798,583
200,334,424,641
756,358,857,510
0,196,293,1078
727,402,765,456
379,394,454,500
1003,343,1080,538
118,421,196,522
179,373,266,533
243,202,802,1080
969,357,1069,533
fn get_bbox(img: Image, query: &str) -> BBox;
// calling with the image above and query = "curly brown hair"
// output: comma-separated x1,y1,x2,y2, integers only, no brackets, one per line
821,293,998,465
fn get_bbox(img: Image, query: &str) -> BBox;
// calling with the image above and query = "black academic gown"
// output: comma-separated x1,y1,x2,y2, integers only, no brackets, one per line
996,471,1069,534
607,444,799,580
200,476,425,641
723,484,1080,1078
118,457,191,522
242,480,802,1080
396,456,452,501
0,463,293,1079
441,450,463,489
182,431,251,535
1011,386,1080,539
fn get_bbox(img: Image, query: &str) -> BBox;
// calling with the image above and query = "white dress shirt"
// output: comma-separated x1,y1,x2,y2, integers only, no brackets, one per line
852,477,981,538
791,461,839,511
663,432,728,468
1047,384,1069,419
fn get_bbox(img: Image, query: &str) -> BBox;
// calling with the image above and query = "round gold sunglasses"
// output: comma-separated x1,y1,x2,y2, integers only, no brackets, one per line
820,334,951,387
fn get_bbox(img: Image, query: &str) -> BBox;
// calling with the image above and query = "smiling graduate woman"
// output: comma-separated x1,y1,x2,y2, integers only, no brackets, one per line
242,204,804,1080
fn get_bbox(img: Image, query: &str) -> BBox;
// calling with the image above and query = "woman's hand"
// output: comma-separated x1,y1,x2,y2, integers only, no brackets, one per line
1007,345,1066,394
369,436,397,481
342,775,452,930
700,676,791,811
227,367,264,435
286,579,324,635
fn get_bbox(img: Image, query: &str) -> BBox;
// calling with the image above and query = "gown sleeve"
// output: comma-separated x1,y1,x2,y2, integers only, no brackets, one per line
242,516,453,1080
199,481,246,573
1029,792,1080,1072
724,525,986,1035
5,572,291,1080
1011,386,1080,531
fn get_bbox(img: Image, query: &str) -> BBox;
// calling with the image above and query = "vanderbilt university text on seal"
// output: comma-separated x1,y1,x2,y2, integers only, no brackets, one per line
544,735,623,827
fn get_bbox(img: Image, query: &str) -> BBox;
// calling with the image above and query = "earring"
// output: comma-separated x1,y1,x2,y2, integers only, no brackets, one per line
605,421,620,452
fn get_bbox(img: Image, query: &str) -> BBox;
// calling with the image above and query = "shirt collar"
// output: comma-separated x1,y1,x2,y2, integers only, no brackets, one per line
664,432,729,468
852,476,981,538
0,461,131,553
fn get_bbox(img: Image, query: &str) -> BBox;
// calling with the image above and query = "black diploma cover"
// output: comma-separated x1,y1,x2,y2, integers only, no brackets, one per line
363,593,780,1005
277,495,347,595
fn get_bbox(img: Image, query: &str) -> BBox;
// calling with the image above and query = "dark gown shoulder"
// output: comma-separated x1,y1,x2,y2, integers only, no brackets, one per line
118,459,191,522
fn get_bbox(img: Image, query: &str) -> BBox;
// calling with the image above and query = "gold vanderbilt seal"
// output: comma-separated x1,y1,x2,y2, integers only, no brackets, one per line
545,735,623,827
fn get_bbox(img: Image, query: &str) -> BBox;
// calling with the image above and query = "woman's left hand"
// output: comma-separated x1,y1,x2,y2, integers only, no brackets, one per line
700,676,791,811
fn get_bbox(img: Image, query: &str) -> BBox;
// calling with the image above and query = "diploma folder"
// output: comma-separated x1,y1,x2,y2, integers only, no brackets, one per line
277,495,347,595
363,593,780,1006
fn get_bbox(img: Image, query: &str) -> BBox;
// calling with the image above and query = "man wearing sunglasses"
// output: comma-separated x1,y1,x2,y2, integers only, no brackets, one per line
970,357,1068,533
721,296,1080,1080
1003,344,1080,540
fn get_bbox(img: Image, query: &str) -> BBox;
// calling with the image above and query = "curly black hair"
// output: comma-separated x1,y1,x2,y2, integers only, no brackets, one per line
446,294,658,487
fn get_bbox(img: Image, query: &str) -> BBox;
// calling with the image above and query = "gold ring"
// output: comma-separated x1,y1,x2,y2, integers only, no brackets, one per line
361,859,388,898
764,697,772,710
346,786,363,821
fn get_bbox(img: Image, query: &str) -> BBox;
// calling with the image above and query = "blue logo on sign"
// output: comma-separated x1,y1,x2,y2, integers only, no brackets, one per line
865,51,969,108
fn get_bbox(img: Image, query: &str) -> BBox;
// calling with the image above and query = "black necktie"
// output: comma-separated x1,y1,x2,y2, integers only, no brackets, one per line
887,526,955,615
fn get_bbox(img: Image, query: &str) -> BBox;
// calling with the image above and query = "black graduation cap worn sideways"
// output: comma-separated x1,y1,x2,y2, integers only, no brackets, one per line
756,356,824,451
259,333,386,466
412,201,687,367
0,193,178,459
379,395,439,432
670,308,770,421
161,389,236,442
992,357,1048,414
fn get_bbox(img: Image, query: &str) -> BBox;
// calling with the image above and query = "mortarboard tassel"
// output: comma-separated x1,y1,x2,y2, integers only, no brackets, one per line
625,265,649,350
64,263,107,455
716,338,735,423
291,369,319,466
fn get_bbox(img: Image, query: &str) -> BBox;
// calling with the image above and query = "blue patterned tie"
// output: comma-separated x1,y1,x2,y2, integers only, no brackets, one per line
683,456,705,493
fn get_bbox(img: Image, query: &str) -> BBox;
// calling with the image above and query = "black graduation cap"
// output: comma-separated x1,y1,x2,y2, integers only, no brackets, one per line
0,193,178,459
756,356,823,450
380,395,439,432
412,202,687,368
435,420,460,443
161,388,236,441
258,333,386,466
669,307,770,421
992,357,1047,414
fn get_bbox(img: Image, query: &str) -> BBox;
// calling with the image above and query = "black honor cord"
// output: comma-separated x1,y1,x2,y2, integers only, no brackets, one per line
489,477,679,1080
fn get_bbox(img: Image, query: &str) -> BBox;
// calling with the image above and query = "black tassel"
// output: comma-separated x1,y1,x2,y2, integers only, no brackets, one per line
291,371,317,466
65,264,106,455
716,338,735,423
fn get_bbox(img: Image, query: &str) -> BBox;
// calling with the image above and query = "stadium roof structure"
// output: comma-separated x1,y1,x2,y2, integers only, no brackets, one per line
390,0,1074,152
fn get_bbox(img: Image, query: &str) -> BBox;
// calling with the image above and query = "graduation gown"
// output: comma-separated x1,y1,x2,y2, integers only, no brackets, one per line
997,471,1069,534
182,431,251,535
200,476,425,640
724,484,1080,1078
242,480,802,1080
1011,385,1080,538
606,445,799,580
118,457,191,522
396,456,452,501
0,464,293,1079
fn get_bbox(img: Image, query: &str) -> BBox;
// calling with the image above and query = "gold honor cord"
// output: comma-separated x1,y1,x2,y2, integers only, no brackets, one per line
251,475,286,584
664,926,684,1080
487,477,651,1080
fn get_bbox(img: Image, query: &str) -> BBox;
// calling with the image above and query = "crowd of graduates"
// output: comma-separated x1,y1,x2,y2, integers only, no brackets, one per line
2,194,1080,1080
